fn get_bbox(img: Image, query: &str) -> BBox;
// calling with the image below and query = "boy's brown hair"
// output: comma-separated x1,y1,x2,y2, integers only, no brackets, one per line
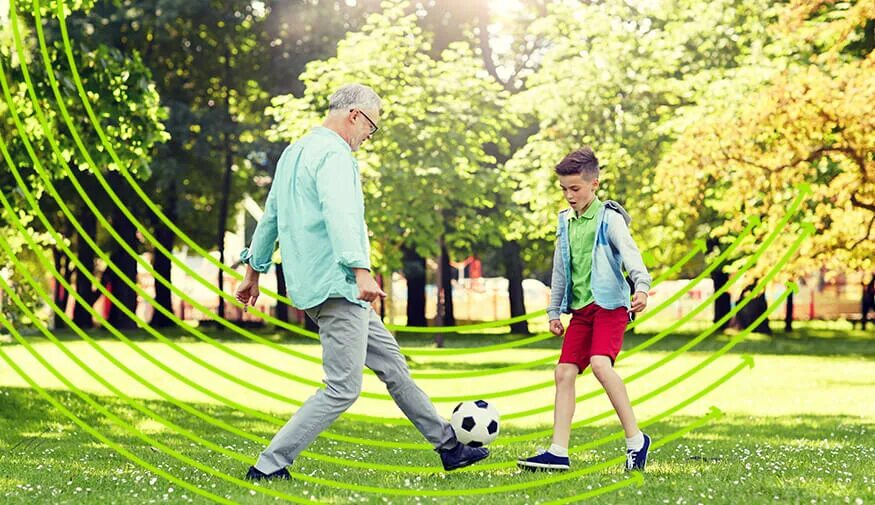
555,147,599,180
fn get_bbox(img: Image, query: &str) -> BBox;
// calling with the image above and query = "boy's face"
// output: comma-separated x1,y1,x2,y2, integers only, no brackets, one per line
558,173,599,214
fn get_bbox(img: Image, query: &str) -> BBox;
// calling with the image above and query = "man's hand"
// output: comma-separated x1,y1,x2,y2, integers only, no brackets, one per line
354,268,386,303
235,265,260,312
549,319,565,336
630,291,648,313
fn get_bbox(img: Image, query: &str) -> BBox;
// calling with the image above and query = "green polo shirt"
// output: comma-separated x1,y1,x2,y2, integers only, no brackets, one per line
569,198,602,310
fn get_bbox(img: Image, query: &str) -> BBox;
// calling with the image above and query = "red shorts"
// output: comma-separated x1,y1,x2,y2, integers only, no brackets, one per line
558,303,630,373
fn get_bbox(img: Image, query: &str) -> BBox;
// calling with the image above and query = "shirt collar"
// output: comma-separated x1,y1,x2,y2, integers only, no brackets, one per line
569,198,601,221
312,126,353,153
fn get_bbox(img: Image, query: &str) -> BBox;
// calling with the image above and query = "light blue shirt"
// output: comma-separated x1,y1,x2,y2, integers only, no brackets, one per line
240,127,370,310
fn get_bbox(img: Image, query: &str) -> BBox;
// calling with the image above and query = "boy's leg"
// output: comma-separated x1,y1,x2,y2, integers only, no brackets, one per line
363,308,456,450
588,305,638,437
552,363,581,449
590,355,639,437
588,305,651,471
519,309,592,471
254,299,369,474
552,308,593,448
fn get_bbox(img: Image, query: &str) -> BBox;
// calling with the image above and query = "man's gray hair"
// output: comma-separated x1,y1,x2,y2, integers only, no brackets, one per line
328,83,381,112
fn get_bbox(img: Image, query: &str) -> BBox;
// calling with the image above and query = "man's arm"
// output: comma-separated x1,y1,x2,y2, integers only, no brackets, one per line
236,179,280,309
314,152,370,271
314,152,383,302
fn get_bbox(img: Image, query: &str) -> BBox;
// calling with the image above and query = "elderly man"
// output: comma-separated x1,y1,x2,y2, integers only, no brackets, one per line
235,83,489,480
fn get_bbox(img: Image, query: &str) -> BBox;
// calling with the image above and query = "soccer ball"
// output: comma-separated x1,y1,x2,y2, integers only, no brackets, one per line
450,400,500,447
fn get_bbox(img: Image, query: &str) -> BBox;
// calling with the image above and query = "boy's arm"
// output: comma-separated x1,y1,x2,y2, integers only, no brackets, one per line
607,211,651,294
547,239,566,321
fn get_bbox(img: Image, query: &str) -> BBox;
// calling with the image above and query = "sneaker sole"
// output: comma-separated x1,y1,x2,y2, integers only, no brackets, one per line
517,461,570,472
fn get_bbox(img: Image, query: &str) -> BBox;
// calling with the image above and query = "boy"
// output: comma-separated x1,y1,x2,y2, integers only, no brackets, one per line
517,147,652,472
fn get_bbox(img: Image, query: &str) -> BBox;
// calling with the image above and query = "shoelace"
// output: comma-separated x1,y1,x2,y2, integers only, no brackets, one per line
626,449,637,469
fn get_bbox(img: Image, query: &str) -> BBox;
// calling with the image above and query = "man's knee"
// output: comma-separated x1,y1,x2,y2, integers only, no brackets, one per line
324,377,363,407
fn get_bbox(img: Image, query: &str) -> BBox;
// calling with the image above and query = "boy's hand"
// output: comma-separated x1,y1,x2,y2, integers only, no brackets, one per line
630,291,648,313
235,266,261,312
354,268,387,303
549,319,564,336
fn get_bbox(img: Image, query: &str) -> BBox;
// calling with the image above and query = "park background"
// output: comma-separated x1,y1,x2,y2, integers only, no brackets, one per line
0,0,873,504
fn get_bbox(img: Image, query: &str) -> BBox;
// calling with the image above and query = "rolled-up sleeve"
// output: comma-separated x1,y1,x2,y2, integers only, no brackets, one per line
240,183,279,273
314,151,371,270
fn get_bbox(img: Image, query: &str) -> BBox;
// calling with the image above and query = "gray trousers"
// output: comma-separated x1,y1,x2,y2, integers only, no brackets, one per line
255,298,456,473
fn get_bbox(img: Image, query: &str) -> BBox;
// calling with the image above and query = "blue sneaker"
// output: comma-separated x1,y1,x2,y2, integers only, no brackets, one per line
625,433,651,471
517,450,570,472
244,465,290,481
439,442,490,471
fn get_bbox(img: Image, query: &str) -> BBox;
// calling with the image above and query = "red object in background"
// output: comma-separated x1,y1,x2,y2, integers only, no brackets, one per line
102,282,113,319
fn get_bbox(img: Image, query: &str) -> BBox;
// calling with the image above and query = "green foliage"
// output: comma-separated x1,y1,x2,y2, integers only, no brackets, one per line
267,0,515,271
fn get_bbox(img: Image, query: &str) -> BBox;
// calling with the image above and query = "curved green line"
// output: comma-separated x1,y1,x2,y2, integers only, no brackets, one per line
421,199,803,401
0,305,718,495
0,313,321,503
0,347,240,505
41,0,708,343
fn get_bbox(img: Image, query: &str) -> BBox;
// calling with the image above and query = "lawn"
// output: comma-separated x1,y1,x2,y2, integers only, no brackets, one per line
1,323,873,504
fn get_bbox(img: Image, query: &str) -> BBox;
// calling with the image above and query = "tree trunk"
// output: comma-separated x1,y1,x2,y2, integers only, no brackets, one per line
736,281,771,334
72,209,97,328
275,262,289,323
784,289,794,333
708,239,731,331
216,46,235,320
106,193,139,329
502,240,529,334
402,247,427,326
439,239,455,326
53,247,68,329
150,184,176,328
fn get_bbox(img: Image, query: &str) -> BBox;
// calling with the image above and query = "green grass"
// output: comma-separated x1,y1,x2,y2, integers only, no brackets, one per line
1,324,873,504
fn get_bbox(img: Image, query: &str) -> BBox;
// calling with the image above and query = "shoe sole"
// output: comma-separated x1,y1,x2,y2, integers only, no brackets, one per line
444,451,490,471
517,461,570,472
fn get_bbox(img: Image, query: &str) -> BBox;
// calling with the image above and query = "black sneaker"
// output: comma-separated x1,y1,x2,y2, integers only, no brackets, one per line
438,442,490,471
625,433,651,471
245,465,290,481
517,449,571,472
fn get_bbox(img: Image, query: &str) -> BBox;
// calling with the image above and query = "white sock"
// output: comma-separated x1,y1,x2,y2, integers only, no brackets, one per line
626,431,645,451
548,443,568,457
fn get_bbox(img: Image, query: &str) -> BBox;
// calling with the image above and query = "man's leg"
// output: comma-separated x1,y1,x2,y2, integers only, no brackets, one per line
363,309,456,450
254,299,369,474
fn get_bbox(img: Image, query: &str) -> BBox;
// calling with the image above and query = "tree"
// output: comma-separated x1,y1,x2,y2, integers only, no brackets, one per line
653,0,875,330
2,5,166,328
266,1,512,328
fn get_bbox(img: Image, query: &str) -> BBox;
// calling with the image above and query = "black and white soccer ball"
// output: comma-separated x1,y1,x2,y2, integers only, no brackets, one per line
450,400,500,447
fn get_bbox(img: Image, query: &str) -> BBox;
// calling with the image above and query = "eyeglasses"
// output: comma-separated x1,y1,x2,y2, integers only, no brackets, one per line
352,108,379,136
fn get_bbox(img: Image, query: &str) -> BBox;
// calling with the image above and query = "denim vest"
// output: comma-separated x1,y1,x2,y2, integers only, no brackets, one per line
548,200,651,320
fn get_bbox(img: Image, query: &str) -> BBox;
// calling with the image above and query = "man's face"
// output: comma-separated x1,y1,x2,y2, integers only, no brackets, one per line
558,173,599,213
349,107,380,151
